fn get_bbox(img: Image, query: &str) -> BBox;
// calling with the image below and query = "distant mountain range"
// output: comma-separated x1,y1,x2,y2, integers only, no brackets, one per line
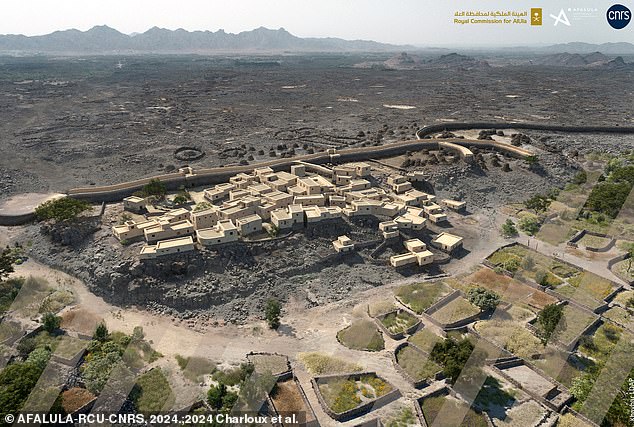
536,42,634,55
1,26,633,56
529,51,630,68
0,25,406,54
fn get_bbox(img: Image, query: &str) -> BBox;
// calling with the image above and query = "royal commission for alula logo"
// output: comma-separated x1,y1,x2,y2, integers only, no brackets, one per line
607,4,631,29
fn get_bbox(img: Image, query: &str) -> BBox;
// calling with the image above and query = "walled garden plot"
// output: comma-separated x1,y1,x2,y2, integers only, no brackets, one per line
376,309,420,339
395,281,453,314
247,352,291,377
460,268,557,309
577,322,623,364
337,319,385,351
418,388,489,427
491,400,548,427
602,306,634,330
551,304,598,349
474,320,543,359
394,343,442,387
407,329,442,353
531,348,587,388
554,271,618,311
270,377,317,426
313,373,399,420
429,296,480,327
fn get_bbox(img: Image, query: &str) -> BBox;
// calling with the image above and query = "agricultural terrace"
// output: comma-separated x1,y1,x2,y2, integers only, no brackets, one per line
551,304,597,347
395,281,453,314
379,310,419,336
602,306,634,330
578,322,624,364
407,329,442,353
554,272,617,311
248,353,289,376
394,344,442,383
474,319,543,359
337,320,385,352
487,245,580,286
456,268,557,309
429,296,479,325
270,379,317,425
420,390,488,427
612,258,634,283
316,374,393,414
532,347,586,388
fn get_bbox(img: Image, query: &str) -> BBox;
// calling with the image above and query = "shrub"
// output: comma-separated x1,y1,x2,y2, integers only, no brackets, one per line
430,337,474,383
265,299,281,329
536,304,564,344
93,322,109,342
518,216,541,235
500,219,518,237
524,194,550,213
572,170,587,185
141,179,167,198
467,287,500,311
41,312,61,333
35,198,90,222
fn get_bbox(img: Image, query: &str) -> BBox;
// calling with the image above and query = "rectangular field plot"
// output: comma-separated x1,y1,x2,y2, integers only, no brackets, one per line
552,305,598,347
429,296,480,326
395,281,453,314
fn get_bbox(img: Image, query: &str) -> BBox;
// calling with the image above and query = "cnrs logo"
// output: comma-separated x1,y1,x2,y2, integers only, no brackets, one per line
606,4,631,29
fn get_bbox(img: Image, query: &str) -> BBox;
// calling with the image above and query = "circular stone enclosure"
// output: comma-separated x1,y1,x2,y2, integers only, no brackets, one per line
174,146,205,161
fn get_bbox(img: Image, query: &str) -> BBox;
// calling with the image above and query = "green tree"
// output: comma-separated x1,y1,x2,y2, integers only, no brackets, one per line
41,312,61,333
25,347,51,371
0,361,44,420
265,299,281,329
0,248,17,281
500,219,518,237
467,287,500,311
430,337,474,383
142,179,167,198
34,197,90,222
518,216,541,236
523,194,550,213
536,304,564,344
572,170,587,185
173,195,188,206
194,202,212,212
93,322,109,342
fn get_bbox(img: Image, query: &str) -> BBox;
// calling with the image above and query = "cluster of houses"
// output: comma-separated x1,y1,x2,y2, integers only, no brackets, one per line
111,161,466,263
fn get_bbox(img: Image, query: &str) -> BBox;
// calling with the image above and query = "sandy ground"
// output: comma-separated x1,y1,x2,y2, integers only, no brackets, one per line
9,258,439,426
0,193,64,215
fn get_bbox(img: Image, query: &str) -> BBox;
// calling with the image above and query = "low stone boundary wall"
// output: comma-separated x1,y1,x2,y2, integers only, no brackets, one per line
492,359,573,412
246,352,292,380
0,212,36,226
392,342,444,388
567,230,616,252
608,253,634,286
414,386,494,427
268,375,319,427
375,309,421,340
421,290,483,330
311,372,401,421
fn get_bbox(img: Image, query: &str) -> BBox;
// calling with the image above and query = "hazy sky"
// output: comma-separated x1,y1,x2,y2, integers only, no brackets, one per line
0,0,631,46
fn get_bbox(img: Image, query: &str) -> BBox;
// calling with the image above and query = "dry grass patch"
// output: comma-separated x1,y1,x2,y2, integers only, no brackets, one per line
552,305,597,346
395,281,453,314
270,379,316,425
464,268,556,309
337,319,384,351
420,393,488,427
408,329,442,353
368,300,397,317
474,320,543,359
430,296,479,325
297,352,363,375
395,345,441,382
